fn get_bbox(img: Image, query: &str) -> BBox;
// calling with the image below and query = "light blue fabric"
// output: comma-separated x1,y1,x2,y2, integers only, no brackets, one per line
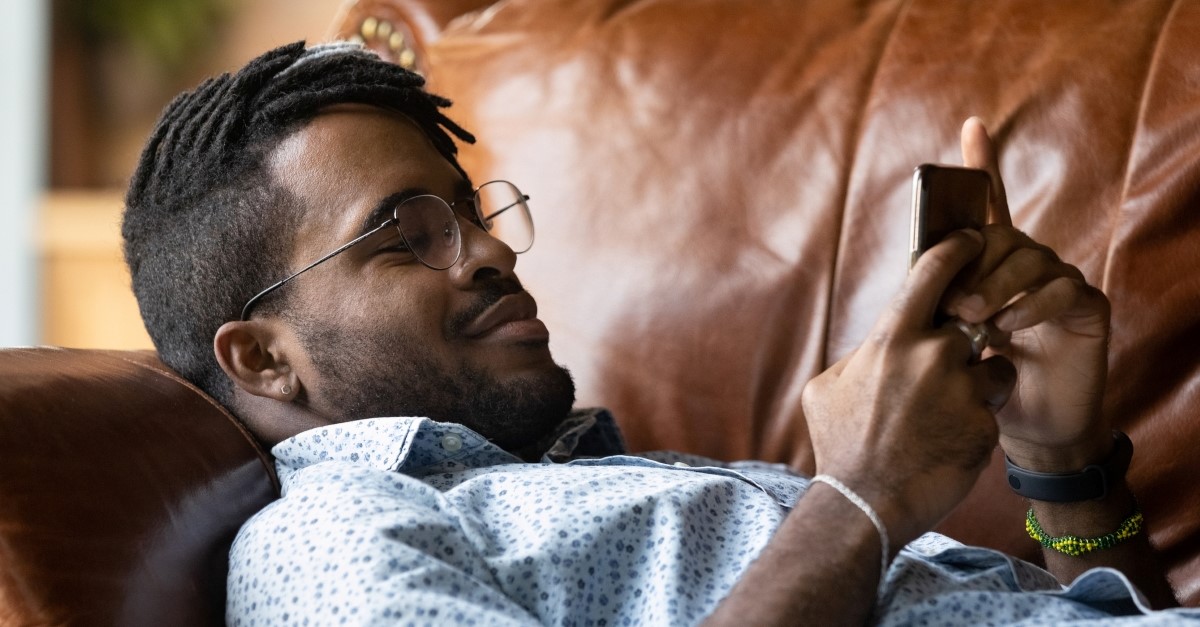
227,411,1200,625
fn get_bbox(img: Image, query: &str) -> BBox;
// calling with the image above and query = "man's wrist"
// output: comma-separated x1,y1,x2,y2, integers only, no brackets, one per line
1004,431,1132,503
809,469,925,550
999,427,1117,473
810,475,890,593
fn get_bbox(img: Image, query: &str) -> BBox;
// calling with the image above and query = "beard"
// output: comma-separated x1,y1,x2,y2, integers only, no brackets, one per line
292,286,576,454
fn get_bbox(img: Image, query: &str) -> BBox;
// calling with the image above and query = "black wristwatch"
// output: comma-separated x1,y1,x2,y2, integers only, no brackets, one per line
1004,431,1133,502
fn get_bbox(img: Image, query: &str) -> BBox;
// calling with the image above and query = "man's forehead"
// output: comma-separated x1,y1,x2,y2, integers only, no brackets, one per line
267,106,464,241
267,105,445,199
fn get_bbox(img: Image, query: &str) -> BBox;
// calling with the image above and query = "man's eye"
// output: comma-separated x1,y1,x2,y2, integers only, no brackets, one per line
401,231,432,254
378,237,414,255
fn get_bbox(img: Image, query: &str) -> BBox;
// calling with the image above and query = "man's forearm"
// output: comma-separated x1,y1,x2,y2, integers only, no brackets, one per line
1004,432,1178,608
704,483,886,626
1031,483,1178,609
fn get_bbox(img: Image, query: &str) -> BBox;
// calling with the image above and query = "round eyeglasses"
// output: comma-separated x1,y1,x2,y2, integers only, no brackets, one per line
239,180,533,321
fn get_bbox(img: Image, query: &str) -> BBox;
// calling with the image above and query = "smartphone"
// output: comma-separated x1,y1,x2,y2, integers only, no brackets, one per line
909,164,991,270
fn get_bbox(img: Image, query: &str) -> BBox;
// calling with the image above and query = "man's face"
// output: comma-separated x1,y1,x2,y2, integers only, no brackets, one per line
265,106,574,452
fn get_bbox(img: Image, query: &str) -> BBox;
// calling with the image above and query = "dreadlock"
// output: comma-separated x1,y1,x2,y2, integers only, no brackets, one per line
122,41,475,408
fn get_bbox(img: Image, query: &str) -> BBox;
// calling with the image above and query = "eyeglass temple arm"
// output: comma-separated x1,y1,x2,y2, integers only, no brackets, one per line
239,220,394,321
481,194,530,221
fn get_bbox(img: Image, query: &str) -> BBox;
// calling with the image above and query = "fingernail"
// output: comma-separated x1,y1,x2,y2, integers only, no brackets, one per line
993,310,1014,331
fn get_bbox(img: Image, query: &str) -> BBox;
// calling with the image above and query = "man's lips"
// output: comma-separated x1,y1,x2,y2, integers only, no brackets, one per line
460,291,549,341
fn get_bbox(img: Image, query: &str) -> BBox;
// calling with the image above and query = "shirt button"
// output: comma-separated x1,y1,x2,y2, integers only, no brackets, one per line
441,434,463,452
673,461,690,468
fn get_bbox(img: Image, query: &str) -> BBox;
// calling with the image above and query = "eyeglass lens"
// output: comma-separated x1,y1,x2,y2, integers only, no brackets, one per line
393,181,533,269
474,180,534,254
394,196,462,270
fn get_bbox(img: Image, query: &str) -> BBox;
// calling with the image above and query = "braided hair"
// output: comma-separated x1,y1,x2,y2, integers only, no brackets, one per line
122,41,475,407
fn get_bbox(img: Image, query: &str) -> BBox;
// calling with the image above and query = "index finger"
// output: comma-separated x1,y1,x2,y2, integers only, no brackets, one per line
960,117,1012,227
882,229,984,331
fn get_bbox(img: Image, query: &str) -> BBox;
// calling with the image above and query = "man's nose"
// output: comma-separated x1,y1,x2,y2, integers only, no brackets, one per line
448,215,518,286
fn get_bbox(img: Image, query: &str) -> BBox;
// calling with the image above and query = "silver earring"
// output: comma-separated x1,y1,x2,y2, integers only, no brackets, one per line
281,384,293,396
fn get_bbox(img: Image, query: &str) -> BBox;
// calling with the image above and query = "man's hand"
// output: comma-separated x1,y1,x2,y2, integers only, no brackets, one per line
713,234,1017,625
802,118,1115,549
953,118,1112,472
712,120,1175,625
953,120,1175,607
802,227,1016,549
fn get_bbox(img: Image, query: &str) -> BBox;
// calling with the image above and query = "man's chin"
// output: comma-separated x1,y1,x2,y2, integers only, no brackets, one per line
471,336,556,373
469,362,576,454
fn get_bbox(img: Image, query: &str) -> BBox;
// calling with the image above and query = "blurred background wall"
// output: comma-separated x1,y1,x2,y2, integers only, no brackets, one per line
0,0,46,347
4,0,339,349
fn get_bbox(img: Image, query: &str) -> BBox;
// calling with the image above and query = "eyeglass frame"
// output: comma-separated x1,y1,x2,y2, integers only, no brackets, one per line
238,180,532,321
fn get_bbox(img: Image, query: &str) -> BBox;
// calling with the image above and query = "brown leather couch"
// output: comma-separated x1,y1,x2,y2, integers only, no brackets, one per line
4,0,1199,623
0,349,275,625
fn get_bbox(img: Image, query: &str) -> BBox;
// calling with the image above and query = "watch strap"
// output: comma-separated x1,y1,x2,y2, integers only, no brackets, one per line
1005,431,1133,502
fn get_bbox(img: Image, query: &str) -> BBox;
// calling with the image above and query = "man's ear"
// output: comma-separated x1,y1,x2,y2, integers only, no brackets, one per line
214,320,299,402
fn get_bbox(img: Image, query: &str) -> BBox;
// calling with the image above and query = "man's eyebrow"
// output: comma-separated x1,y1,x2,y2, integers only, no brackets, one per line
355,189,426,237
355,179,476,237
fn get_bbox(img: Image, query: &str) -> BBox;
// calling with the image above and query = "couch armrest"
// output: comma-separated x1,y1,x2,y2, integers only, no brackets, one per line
0,348,277,626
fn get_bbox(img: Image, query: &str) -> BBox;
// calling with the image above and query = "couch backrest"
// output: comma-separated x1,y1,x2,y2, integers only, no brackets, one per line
337,0,1200,604
0,348,276,626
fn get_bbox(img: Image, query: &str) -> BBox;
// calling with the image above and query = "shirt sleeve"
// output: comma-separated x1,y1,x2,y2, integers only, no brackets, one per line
226,462,541,626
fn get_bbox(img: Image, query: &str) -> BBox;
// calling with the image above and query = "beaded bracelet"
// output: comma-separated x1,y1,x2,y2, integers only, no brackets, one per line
1025,502,1143,556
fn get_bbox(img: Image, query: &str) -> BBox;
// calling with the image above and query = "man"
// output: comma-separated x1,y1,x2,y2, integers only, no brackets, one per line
122,42,1192,624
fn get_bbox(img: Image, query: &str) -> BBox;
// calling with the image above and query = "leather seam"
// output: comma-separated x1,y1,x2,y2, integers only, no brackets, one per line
1102,0,1180,295
822,0,911,370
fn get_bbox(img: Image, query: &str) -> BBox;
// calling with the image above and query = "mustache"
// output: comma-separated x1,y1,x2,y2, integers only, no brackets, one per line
447,277,526,337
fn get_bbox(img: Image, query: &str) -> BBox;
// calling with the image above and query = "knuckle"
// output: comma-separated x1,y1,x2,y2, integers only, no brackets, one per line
804,367,835,394
801,376,835,415
1010,245,1050,271
980,223,1022,245
1036,242,1062,263
800,380,820,409
1043,275,1075,295
912,244,963,281
1089,285,1112,314
979,223,1010,240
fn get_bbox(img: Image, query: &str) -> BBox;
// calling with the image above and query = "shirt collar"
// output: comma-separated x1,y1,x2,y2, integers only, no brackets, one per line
543,407,627,461
272,408,625,484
